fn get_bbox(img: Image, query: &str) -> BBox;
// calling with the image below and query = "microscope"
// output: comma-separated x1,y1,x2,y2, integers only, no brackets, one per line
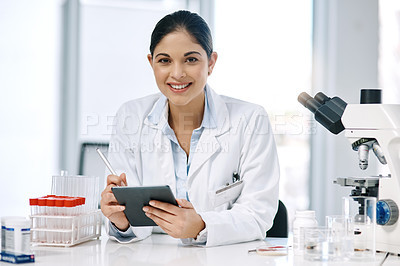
298,89,400,254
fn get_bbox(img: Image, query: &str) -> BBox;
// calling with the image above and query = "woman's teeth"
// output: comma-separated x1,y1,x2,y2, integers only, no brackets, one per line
170,83,190,90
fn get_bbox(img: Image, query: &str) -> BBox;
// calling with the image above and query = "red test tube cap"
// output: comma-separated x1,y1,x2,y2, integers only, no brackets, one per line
55,198,64,207
64,199,75,208
29,198,38,206
38,198,47,206
78,197,85,205
47,198,56,207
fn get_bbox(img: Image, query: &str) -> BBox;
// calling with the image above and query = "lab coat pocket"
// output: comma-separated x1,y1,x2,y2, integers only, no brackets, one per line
212,180,244,207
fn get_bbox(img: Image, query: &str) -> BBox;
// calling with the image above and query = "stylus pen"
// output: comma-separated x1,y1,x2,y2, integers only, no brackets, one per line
96,148,126,186
96,148,126,187
96,148,117,175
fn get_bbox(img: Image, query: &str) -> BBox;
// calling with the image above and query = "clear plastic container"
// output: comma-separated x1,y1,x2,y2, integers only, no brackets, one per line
30,210,101,247
51,175,99,212
293,210,318,255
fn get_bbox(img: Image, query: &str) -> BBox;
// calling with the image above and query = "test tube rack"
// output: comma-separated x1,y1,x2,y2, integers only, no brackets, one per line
30,210,101,247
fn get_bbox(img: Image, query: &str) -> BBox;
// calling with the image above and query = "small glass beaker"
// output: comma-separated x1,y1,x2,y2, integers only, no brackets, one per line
304,226,337,261
342,196,376,260
325,215,354,259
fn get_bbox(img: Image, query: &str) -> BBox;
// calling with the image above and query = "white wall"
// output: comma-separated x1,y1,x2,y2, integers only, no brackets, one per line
0,0,61,216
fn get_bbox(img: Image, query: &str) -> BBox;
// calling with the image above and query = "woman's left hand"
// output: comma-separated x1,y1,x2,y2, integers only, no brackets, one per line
143,199,205,239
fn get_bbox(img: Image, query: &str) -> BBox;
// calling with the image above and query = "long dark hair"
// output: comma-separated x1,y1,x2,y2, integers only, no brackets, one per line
149,10,213,59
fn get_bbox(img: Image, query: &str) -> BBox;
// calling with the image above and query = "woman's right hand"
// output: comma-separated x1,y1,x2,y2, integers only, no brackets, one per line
100,173,129,231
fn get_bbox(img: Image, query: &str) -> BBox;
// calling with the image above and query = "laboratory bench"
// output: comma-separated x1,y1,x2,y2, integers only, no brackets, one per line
1,229,400,266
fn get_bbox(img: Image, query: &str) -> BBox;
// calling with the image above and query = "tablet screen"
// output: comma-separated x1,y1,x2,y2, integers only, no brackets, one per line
112,185,177,226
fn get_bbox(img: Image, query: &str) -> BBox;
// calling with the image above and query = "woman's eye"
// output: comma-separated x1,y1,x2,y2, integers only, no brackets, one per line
186,57,198,63
158,58,170,64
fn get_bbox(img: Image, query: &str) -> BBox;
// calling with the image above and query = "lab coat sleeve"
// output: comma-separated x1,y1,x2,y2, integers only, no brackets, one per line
180,227,208,246
198,108,280,247
105,104,153,242
106,220,137,243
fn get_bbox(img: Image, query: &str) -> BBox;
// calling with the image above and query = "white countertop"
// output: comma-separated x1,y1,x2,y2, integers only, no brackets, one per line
2,230,400,266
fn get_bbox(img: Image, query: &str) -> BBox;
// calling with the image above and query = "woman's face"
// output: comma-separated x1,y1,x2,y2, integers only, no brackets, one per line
148,30,217,108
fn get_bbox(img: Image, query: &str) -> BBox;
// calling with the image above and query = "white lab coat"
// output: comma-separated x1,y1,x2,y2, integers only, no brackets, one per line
106,85,280,247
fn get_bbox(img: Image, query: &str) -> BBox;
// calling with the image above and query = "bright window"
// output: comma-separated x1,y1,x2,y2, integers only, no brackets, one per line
210,0,313,225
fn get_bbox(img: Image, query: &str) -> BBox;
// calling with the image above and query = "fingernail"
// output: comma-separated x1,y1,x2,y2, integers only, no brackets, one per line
143,207,149,212
120,206,125,211
149,201,155,206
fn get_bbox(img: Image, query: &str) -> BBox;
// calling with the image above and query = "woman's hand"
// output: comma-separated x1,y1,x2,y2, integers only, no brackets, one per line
100,173,129,231
143,199,205,239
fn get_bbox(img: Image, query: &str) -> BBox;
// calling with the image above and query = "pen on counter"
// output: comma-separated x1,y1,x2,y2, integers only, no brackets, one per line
248,246,289,253
96,148,126,186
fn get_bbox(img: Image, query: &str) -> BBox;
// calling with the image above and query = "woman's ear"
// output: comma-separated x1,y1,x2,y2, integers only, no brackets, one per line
147,54,153,68
208,52,218,75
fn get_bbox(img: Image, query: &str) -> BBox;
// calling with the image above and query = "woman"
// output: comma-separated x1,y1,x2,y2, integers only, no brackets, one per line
100,10,280,247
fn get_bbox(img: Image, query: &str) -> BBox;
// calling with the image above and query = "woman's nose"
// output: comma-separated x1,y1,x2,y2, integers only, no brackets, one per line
170,63,186,79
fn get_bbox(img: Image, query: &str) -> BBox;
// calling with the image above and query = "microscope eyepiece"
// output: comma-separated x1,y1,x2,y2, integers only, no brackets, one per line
298,92,312,106
297,91,347,135
298,92,321,114
314,92,330,104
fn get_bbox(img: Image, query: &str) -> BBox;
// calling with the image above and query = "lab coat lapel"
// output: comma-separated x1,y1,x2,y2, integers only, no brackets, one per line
188,128,220,178
153,128,176,195
144,102,176,195
188,87,230,178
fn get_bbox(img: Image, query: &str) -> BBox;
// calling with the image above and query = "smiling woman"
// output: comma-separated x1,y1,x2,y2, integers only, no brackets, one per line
101,10,280,247
147,30,217,116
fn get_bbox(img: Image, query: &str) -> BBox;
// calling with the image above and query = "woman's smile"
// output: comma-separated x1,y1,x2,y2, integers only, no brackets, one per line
168,82,192,93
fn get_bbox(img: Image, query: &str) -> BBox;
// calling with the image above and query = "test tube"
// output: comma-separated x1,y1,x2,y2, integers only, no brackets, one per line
79,197,86,237
72,198,79,241
29,198,38,242
55,198,64,244
64,198,74,244
29,198,38,217
37,198,46,243
46,198,55,243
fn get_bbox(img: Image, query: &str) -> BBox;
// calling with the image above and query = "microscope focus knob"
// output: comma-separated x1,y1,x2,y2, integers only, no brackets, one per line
376,200,399,226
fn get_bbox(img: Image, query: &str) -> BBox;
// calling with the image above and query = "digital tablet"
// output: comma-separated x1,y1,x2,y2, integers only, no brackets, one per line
111,185,178,226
